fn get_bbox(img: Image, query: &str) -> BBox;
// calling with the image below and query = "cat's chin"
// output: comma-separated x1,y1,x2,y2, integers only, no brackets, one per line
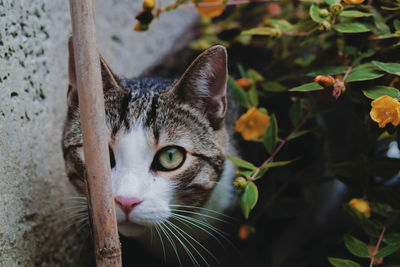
118,221,148,237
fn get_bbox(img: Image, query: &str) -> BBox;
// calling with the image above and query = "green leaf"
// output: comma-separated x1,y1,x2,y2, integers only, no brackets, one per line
328,258,361,267
254,165,269,180
340,11,372,18
394,19,400,33
227,155,256,170
370,7,390,35
375,243,400,258
237,63,246,78
310,4,325,23
289,98,302,126
237,169,254,178
263,81,287,92
334,23,371,33
372,61,400,76
324,0,339,5
307,66,348,76
362,86,400,99
241,27,275,36
374,33,400,40
343,204,381,237
265,160,293,168
384,233,400,244
268,19,293,31
248,84,259,107
343,235,370,258
289,82,324,92
238,182,258,219
287,130,311,141
346,68,384,82
354,49,377,64
263,114,278,154
247,69,264,82
370,202,393,217
228,76,249,108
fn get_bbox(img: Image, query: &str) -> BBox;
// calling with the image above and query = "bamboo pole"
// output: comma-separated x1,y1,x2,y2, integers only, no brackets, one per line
69,0,122,266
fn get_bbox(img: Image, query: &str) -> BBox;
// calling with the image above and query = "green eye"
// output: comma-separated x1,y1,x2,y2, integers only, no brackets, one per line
152,146,186,171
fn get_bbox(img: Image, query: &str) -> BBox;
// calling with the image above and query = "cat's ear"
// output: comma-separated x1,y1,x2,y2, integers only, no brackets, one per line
172,45,228,129
67,36,123,107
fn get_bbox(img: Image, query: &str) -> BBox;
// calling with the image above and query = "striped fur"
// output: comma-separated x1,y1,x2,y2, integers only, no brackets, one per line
62,44,237,240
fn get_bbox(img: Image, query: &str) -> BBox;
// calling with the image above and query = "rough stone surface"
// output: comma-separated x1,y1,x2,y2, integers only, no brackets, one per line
0,0,196,265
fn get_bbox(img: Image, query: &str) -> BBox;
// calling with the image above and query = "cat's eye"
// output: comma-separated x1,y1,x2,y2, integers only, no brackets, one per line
152,146,186,171
109,146,116,168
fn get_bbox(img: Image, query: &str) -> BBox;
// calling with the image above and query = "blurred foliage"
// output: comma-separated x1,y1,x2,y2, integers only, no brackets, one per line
136,0,400,266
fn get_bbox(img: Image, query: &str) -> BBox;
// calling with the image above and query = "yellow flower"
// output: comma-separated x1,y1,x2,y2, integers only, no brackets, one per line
370,96,400,128
235,107,270,141
349,198,371,218
195,0,225,18
343,0,365,4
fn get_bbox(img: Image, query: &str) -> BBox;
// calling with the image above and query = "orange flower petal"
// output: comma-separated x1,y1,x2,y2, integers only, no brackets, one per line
370,96,400,128
349,198,371,218
235,107,270,141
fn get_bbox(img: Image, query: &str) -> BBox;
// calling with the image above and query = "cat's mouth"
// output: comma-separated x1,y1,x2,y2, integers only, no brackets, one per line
118,220,147,237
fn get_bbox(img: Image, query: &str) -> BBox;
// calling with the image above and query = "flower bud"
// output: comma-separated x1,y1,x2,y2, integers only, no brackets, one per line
343,0,365,4
233,177,247,189
143,0,156,10
318,21,331,31
235,78,253,90
266,3,282,15
270,27,282,38
238,224,252,240
330,3,343,15
319,9,329,17
368,246,383,265
314,75,335,87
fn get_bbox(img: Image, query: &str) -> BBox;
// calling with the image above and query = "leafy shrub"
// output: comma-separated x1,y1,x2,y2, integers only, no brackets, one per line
136,0,400,266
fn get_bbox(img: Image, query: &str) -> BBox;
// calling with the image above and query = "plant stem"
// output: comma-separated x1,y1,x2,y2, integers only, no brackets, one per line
158,0,274,12
248,108,312,181
369,226,386,267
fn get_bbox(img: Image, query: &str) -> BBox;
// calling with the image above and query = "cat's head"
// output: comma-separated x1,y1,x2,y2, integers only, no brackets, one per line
63,38,230,237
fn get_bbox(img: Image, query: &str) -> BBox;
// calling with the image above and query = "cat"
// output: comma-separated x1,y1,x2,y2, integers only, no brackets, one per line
62,37,238,265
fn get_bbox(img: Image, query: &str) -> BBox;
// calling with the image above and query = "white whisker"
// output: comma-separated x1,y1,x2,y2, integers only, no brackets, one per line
155,224,167,266
169,208,228,223
169,204,233,219
170,214,224,248
162,221,200,267
159,222,182,267
166,220,221,267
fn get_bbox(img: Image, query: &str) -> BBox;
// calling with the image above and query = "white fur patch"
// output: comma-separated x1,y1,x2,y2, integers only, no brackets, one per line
112,124,174,237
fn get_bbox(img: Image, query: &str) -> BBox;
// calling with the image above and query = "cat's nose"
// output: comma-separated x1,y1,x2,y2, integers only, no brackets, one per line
115,196,142,215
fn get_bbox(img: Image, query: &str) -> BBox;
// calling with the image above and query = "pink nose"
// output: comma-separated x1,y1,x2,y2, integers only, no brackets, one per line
115,196,142,215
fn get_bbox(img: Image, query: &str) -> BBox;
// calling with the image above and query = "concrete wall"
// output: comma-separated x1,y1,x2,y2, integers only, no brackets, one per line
0,0,196,265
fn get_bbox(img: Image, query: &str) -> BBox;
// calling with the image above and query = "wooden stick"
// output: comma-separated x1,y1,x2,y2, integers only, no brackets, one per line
69,1,122,266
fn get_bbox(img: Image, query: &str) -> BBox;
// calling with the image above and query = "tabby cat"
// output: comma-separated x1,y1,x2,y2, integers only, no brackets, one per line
62,38,238,265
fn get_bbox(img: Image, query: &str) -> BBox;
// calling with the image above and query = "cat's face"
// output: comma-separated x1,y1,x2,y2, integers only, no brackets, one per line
62,39,229,237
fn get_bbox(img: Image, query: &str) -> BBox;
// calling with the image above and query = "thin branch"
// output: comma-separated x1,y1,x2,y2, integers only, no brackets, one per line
369,226,386,267
69,0,121,266
248,107,312,182
158,0,274,12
